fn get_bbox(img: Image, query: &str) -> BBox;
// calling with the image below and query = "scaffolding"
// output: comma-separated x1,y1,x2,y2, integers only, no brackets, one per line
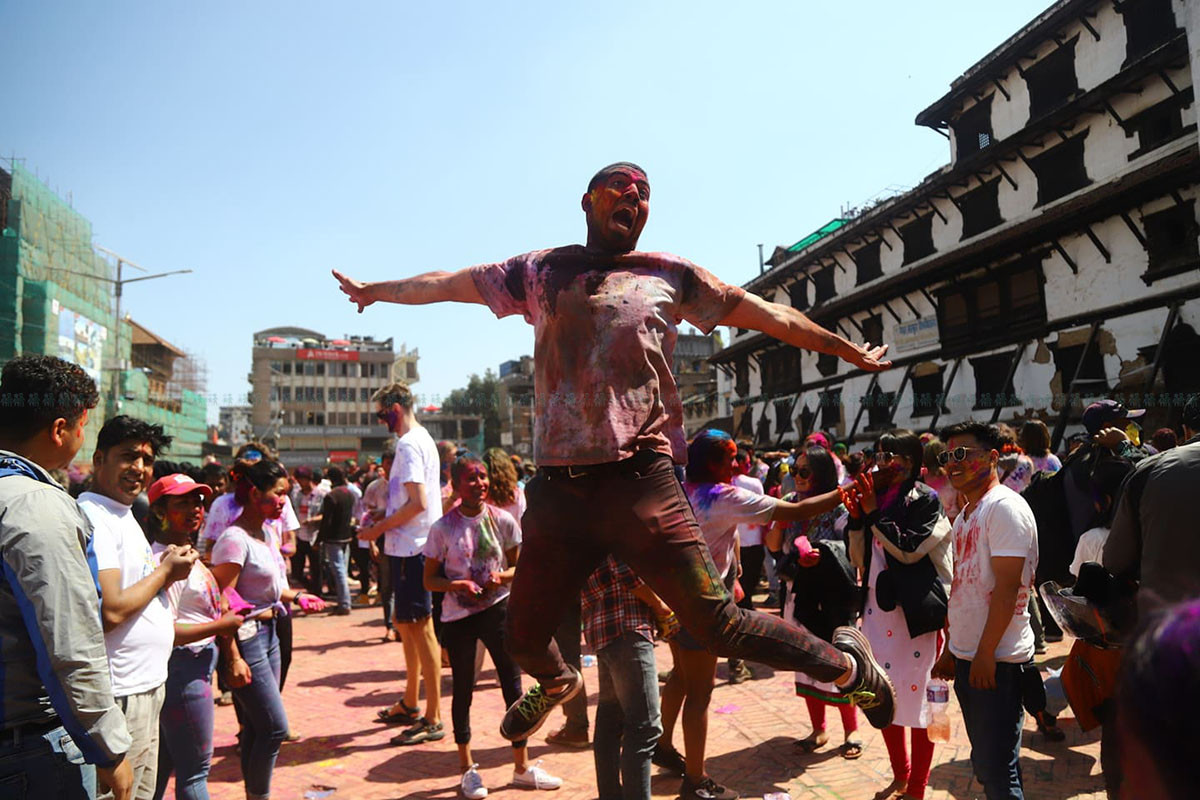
0,160,208,462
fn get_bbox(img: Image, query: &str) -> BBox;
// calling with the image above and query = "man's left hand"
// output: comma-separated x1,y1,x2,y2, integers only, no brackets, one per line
844,342,891,372
968,651,997,689
1093,426,1129,451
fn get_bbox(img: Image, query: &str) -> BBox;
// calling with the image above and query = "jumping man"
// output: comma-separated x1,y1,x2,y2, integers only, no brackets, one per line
334,162,899,743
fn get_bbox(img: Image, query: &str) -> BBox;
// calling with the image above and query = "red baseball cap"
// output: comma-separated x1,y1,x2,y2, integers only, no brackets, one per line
148,474,214,505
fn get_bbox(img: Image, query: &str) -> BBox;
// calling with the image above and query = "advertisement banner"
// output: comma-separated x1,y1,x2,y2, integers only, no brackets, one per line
55,303,107,385
296,348,360,362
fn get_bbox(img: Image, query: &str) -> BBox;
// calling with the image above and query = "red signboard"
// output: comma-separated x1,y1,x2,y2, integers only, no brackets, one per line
329,450,359,463
296,348,360,361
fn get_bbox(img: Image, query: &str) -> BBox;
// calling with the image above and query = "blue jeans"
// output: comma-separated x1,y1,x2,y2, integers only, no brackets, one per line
0,724,96,799
233,619,288,800
154,643,218,800
954,658,1025,800
322,542,352,610
593,632,662,800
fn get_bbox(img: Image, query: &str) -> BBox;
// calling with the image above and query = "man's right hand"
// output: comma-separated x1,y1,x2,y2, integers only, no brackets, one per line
333,270,376,313
932,649,956,680
97,758,133,800
162,545,200,582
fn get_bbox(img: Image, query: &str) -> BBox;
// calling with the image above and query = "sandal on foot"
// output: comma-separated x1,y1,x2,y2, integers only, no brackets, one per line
793,731,829,753
839,739,864,759
390,717,444,745
376,700,419,725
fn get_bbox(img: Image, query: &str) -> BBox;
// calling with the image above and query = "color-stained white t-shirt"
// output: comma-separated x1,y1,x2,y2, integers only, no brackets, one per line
947,484,1038,662
683,482,777,578
79,492,174,697
152,542,222,651
732,474,766,547
211,525,284,616
384,426,442,558
423,505,521,623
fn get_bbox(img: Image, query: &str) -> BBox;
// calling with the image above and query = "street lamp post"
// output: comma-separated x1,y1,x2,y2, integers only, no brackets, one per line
92,246,192,414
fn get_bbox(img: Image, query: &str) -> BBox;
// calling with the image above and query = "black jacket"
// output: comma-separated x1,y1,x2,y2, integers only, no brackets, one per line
851,481,951,639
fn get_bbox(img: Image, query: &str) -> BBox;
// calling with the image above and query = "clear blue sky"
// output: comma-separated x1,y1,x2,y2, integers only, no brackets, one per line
2,1,1051,421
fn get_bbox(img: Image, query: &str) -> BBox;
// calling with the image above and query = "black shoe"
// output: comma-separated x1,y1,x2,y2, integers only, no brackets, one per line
728,661,752,685
832,625,896,730
680,775,739,800
331,606,351,616
390,717,445,746
499,667,582,742
651,744,686,775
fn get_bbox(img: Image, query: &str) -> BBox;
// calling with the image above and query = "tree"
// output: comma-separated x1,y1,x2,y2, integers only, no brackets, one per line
442,369,502,449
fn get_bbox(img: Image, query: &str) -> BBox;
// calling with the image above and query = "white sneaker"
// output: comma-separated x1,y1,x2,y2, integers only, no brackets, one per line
513,759,562,790
460,764,488,799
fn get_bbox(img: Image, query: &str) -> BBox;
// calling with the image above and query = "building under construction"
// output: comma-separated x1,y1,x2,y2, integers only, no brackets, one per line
0,161,207,462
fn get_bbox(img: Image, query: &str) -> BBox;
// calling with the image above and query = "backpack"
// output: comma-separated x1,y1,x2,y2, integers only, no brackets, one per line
1022,466,1074,585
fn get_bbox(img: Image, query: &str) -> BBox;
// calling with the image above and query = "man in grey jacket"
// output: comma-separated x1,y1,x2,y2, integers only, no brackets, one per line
0,355,132,799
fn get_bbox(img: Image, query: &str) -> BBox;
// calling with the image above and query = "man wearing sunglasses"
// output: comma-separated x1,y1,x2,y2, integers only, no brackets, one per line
932,421,1038,800
334,163,898,746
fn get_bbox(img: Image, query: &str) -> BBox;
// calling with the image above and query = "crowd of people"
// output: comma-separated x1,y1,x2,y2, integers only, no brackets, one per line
3,161,1198,800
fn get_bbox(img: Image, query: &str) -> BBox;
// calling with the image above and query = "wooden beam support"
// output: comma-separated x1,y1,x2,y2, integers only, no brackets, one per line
1159,70,1181,96
1051,321,1102,451
1080,15,1101,42
925,200,948,224
990,342,1030,424
882,300,904,324
991,78,1011,101
874,232,894,252
920,288,938,309
1121,212,1148,247
1084,225,1111,263
886,364,915,425
900,293,922,318
1051,239,1078,274
928,357,962,431
1144,302,1181,395
848,372,880,442
995,162,1019,190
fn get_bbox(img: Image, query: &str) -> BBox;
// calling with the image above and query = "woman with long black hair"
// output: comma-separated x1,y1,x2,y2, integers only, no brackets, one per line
209,460,324,800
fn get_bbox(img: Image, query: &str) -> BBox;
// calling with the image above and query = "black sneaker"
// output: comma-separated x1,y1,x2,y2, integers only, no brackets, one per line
651,744,686,775
499,667,582,742
390,717,445,746
727,660,752,685
831,626,896,730
680,775,739,800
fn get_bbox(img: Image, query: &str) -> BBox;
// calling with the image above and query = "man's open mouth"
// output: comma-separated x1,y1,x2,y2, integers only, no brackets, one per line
612,207,636,230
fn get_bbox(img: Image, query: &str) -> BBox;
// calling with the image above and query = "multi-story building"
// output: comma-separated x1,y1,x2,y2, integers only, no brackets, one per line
713,0,1199,450
676,332,722,439
1,162,206,462
218,405,253,448
497,356,535,456
248,327,419,466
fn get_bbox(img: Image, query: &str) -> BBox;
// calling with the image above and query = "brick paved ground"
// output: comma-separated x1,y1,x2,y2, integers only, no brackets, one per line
184,596,1107,800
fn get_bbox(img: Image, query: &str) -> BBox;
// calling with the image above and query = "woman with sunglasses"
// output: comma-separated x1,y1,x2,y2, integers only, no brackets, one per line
768,445,861,758
842,431,952,800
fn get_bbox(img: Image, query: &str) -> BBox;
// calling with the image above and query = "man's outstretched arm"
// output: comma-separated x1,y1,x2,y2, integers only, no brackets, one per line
333,268,485,313
720,291,891,372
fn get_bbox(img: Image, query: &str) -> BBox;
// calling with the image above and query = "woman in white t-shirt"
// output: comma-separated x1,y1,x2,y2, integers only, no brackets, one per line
148,474,248,800
422,455,562,797
210,460,324,800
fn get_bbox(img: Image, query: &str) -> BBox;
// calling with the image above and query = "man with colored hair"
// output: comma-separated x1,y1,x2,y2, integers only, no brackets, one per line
0,356,133,799
335,162,897,748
